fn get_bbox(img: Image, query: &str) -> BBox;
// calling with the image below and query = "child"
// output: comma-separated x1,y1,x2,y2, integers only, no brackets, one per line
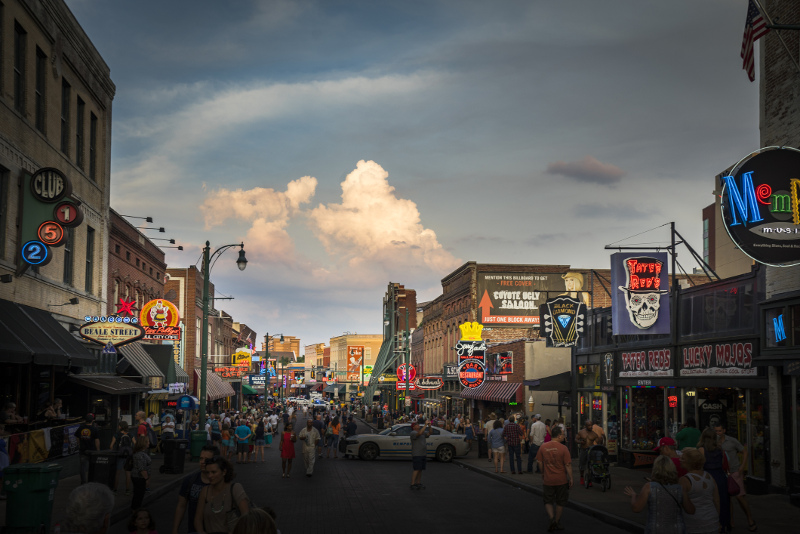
221,423,231,460
128,508,156,534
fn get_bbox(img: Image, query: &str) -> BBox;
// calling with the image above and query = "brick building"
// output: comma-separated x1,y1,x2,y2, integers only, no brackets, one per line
0,0,116,422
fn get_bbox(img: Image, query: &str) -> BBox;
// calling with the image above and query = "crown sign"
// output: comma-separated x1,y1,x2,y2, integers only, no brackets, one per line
458,321,484,341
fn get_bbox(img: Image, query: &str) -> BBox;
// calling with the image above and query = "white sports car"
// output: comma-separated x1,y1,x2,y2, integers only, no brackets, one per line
344,423,470,462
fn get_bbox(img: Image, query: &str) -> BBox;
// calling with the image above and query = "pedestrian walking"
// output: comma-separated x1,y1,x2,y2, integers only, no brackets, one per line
253,420,267,463
679,447,721,534
536,425,573,532
171,445,219,534
234,420,252,464
464,418,476,448
624,455,695,534
484,414,496,463
326,416,341,459
410,418,432,489
575,419,600,487
675,417,701,451
716,423,756,531
193,456,249,534
502,415,523,474
527,414,546,474
76,413,100,484
487,419,506,473
698,427,731,532
130,436,152,510
279,423,296,478
109,421,133,495
298,418,321,477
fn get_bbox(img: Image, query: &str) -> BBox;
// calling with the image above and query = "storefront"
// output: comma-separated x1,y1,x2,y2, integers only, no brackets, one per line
460,380,523,422
575,354,619,458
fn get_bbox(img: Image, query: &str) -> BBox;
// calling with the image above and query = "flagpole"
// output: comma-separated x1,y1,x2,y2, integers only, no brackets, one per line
753,0,800,75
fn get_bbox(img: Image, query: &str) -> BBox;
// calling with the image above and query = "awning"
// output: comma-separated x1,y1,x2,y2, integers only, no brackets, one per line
241,384,257,395
194,370,235,401
523,371,572,392
173,360,189,382
309,383,324,392
323,384,346,394
0,298,96,366
68,375,151,395
460,381,522,403
118,343,166,380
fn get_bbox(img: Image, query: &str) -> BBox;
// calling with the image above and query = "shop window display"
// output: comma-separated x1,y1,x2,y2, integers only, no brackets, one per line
624,387,665,450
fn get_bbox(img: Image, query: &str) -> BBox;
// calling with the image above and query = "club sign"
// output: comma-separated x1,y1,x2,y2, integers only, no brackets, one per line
456,321,486,388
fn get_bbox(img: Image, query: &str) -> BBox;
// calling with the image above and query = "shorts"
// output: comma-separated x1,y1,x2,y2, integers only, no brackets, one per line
412,456,427,471
237,442,249,454
578,448,589,470
492,446,505,454
543,484,569,506
212,432,222,442
116,457,126,470
255,439,266,446
730,471,747,496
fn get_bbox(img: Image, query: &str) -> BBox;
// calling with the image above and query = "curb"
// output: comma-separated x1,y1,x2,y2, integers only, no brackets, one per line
452,459,643,534
109,468,199,526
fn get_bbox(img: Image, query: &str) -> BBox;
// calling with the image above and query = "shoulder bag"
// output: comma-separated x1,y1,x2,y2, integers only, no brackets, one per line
226,483,250,531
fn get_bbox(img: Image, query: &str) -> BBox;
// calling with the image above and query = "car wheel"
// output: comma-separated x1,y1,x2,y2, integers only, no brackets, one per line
359,442,379,461
436,444,455,463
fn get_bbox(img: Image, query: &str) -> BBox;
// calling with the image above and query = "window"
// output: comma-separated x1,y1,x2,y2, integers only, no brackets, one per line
13,22,26,114
126,251,130,260
136,258,139,267
85,226,94,293
63,226,74,285
76,97,85,169
0,167,8,260
60,79,70,154
114,244,120,254
35,47,46,132
89,113,97,181
149,267,153,276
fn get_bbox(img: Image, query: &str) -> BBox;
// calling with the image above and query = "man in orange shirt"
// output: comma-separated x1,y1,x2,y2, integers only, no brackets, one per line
536,425,573,532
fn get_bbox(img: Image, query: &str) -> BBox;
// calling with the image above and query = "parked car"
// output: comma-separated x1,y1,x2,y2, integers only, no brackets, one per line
344,423,469,463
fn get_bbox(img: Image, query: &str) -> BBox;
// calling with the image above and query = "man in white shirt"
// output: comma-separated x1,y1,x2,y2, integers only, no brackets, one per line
298,419,321,477
527,414,547,474
484,414,496,462
268,412,278,427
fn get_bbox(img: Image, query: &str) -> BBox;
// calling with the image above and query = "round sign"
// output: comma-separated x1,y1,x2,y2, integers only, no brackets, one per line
21,240,51,266
459,360,486,389
37,221,65,246
30,168,71,203
139,299,181,327
720,146,800,267
397,363,416,383
54,200,84,227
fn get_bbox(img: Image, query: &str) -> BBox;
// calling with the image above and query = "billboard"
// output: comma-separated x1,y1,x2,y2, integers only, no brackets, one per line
477,271,589,327
611,252,670,335
539,296,586,347
719,146,800,267
347,346,364,381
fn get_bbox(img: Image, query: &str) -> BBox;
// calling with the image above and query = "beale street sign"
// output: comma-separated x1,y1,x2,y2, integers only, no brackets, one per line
79,321,145,347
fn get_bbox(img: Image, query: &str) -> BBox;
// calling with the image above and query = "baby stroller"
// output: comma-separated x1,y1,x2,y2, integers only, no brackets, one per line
584,445,611,492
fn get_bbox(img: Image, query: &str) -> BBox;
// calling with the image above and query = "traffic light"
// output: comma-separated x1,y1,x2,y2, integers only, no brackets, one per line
17,168,84,272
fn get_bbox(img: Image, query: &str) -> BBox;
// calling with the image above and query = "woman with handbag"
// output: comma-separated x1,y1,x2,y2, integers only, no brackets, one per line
679,447,721,534
194,455,249,534
698,428,731,532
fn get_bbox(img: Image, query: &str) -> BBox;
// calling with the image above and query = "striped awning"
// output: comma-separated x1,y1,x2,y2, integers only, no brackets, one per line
146,389,170,400
323,384,346,394
173,360,189,382
460,381,522,404
194,370,235,401
118,343,165,380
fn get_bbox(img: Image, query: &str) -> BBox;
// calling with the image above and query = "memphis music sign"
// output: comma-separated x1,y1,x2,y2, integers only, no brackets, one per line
720,146,800,267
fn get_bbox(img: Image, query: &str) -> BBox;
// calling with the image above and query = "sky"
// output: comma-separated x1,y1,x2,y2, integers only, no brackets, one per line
65,0,764,349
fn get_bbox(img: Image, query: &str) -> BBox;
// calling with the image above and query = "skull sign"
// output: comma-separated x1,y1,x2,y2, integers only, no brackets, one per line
618,256,668,330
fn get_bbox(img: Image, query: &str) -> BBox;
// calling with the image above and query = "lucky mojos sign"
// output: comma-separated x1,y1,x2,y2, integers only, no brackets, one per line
720,146,800,267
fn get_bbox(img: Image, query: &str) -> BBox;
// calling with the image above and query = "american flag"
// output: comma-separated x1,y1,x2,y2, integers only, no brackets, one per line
741,0,769,82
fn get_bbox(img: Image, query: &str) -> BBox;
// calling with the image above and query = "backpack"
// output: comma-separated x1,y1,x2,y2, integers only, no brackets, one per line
119,433,133,457
211,419,220,433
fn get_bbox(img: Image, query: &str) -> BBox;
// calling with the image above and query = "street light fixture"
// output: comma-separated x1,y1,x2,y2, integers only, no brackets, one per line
198,241,247,426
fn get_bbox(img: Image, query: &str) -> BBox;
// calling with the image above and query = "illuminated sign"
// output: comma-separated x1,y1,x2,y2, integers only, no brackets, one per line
79,320,145,347
459,361,486,388
140,299,181,341
496,352,513,374
774,314,787,343
84,315,139,324
619,348,674,378
214,366,248,379
232,350,251,366
396,382,417,391
611,252,670,335
720,146,800,267
679,341,757,376
668,396,678,408
347,346,364,381
397,363,416,383
476,273,588,327
540,296,586,347
456,321,486,388
415,377,444,390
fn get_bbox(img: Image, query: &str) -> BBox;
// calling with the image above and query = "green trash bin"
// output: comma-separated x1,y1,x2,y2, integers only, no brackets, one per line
190,430,207,460
3,463,62,533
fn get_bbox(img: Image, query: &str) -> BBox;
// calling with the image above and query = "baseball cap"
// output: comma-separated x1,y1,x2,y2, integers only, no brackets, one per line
653,437,676,451
534,414,542,420
85,413,95,422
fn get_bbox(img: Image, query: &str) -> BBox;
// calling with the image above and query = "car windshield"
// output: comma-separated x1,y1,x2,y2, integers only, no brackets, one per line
379,425,407,436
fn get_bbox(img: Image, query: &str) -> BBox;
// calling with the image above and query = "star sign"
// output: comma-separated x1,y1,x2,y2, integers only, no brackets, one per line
116,298,136,316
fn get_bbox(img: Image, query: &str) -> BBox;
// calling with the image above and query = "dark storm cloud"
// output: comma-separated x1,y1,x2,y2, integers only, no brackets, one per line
546,156,625,185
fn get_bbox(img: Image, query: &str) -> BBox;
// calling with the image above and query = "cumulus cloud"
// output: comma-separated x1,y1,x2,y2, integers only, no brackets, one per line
308,160,461,273
200,176,317,229
545,155,625,184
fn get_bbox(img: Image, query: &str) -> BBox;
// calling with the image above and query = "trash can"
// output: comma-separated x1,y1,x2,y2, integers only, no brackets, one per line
3,463,62,533
477,434,488,458
190,430,207,460
88,451,118,488
160,439,188,474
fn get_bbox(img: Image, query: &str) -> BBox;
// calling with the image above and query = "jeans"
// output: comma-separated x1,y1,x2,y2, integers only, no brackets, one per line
508,444,522,473
79,453,90,484
527,443,541,472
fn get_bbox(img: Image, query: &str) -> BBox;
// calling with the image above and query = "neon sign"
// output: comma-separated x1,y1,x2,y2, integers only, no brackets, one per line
774,314,787,343
720,147,800,267
668,395,678,408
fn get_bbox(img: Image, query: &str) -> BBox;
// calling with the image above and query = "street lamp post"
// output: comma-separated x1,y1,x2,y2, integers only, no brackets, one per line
198,241,247,427
264,333,285,402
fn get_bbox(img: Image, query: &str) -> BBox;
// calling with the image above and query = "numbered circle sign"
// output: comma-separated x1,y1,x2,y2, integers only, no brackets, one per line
21,240,51,266
30,168,72,203
37,221,65,246
54,201,84,227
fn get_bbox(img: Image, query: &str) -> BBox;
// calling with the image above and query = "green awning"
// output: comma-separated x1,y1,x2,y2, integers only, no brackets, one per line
242,383,258,395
